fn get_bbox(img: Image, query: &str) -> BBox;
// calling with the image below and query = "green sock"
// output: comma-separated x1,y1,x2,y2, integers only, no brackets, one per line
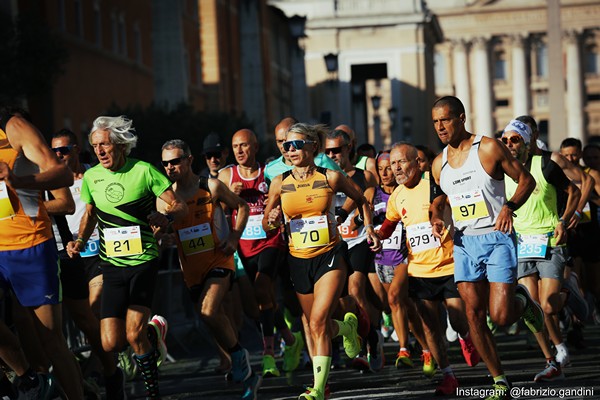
313,356,331,393
493,375,508,385
334,319,351,338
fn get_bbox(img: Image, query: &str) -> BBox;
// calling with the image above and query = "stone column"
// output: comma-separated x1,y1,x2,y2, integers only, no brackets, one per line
565,30,585,143
511,34,529,117
471,36,494,137
452,39,472,130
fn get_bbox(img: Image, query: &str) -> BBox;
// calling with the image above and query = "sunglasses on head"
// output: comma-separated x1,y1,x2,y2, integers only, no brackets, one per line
325,146,344,155
501,136,522,144
161,157,186,167
205,152,221,159
283,140,315,152
52,145,74,155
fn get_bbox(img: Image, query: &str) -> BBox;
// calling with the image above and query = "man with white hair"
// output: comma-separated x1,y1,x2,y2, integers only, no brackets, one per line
66,115,188,399
501,120,580,382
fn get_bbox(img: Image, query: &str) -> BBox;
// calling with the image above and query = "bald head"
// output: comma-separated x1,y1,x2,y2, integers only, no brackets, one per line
232,128,258,166
275,117,298,159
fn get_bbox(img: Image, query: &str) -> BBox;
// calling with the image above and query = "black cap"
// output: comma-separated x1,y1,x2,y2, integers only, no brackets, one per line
202,132,224,153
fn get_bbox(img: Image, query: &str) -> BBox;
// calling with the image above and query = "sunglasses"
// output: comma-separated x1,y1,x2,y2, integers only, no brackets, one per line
205,152,221,159
161,157,187,167
283,140,315,152
52,145,74,155
325,146,344,155
501,136,522,145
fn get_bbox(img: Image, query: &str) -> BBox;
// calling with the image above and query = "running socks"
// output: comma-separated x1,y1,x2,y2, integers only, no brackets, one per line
334,319,352,337
260,307,275,355
134,350,160,398
313,356,332,394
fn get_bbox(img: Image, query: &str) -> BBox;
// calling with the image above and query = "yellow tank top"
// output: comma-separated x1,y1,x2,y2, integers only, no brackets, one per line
281,167,338,258
0,126,53,250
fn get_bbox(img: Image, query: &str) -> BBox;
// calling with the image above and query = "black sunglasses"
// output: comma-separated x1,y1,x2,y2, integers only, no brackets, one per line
52,145,74,155
161,157,187,167
325,146,344,155
283,140,315,152
205,152,222,159
501,136,521,145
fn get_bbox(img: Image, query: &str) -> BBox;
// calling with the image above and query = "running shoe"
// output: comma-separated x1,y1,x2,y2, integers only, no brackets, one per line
118,346,138,381
445,318,458,343
368,331,385,372
434,373,458,396
104,367,126,400
262,354,281,378
459,335,480,367
484,381,510,400
381,313,394,340
421,351,437,378
241,372,262,400
283,331,305,372
395,349,413,368
555,345,571,367
342,312,361,359
302,383,330,399
16,373,55,400
298,386,325,400
534,361,564,382
486,314,498,335
148,314,168,366
351,354,370,371
231,348,252,383
516,284,544,333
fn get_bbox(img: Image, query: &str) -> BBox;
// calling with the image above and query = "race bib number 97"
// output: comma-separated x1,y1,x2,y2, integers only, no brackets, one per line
290,216,330,250
449,189,490,222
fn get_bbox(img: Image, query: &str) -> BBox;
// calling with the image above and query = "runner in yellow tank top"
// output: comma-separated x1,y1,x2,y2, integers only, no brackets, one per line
262,123,381,400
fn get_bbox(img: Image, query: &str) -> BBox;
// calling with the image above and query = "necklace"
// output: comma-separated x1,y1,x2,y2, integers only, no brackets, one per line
293,166,315,180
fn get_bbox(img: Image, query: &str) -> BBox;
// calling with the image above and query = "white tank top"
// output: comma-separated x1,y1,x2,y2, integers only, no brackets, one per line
440,135,505,235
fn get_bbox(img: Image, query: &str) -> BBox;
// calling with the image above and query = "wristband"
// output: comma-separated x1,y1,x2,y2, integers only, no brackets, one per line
574,210,582,219
559,218,566,227
76,238,86,246
365,224,374,230
505,201,518,211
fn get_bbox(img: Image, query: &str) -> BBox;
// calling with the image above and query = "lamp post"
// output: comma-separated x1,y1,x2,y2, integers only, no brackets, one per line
324,53,339,80
371,95,382,151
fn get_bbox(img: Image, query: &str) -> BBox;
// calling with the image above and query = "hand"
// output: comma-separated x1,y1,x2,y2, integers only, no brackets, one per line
366,227,381,252
554,221,567,245
0,162,18,188
230,182,243,195
567,213,580,230
494,206,514,233
66,240,84,258
218,236,239,255
431,218,445,239
267,205,282,228
148,211,170,231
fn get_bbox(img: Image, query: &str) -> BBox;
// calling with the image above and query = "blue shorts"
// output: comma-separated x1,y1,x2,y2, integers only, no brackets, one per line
0,239,62,307
453,230,517,284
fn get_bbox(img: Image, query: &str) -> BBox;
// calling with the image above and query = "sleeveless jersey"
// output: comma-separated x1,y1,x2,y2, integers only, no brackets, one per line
440,135,505,235
373,186,407,267
505,155,561,247
173,177,233,287
280,167,338,258
387,171,454,277
336,168,367,249
80,158,171,266
0,120,53,251
229,164,284,257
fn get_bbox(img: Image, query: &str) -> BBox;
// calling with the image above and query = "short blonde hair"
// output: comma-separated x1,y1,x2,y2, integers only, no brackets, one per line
286,123,328,157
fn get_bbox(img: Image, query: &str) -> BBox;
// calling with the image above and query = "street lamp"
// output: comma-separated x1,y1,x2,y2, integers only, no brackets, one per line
371,95,381,112
324,53,339,79
288,15,306,39
371,95,382,150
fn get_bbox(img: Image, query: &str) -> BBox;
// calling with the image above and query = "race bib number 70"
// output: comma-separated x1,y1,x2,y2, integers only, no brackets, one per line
290,216,330,250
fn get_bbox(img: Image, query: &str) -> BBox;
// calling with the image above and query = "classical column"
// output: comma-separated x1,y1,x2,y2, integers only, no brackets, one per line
452,39,472,130
511,34,529,117
565,30,585,143
471,36,494,137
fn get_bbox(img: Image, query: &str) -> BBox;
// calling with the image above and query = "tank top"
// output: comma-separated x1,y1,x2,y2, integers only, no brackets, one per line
280,167,338,258
335,168,367,249
373,186,407,267
440,135,505,236
0,120,53,250
229,164,284,258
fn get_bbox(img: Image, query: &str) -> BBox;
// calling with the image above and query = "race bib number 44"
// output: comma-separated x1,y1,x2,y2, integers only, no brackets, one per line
104,226,143,257
406,222,440,254
0,181,15,220
449,189,490,222
290,216,330,250
178,223,215,255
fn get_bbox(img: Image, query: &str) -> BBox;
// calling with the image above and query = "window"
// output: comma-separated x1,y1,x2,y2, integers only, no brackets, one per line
496,99,509,107
434,51,446,86
74,0,83,38
111,12,118,53
133,23,142,64
93,2,102,47
57,0,66,32
585,44,599,75
119,13,127,56
195,52,202,86
535,42,548,78
494,50,507,80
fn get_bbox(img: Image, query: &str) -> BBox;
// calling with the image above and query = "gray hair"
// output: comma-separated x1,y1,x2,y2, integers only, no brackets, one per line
90,115,138,155
326,129,351,145
390,141,419,160
162,139,191,157
286,123,328,156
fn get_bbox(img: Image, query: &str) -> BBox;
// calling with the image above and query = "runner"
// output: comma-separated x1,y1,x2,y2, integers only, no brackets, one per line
158,139,261,399
262,123,381,400
66,115,187,399
501,120,580,381
430,96,543,400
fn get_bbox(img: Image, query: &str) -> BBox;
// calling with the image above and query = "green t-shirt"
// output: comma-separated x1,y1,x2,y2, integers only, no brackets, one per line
264,153,345,184
80,158,172,266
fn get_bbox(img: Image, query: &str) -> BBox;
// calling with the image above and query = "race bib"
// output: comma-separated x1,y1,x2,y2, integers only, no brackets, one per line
0,181,15,220
80,230,100,257
104,226,143,257
178,223,215,255
517,233,549,259
449,189,490,222
290,216,330,250
241,215,267,240
580,202,591,224
382,223,403,250
406,222,441,254
338,221,358,239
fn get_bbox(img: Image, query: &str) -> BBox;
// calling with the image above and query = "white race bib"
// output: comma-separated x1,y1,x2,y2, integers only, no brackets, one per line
241,215,267,240
0,181,15,220
406,222,441,254
80,230,100,257
517,233,549,259
382,223,403,250
449,189,490,222
104,226,143,257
